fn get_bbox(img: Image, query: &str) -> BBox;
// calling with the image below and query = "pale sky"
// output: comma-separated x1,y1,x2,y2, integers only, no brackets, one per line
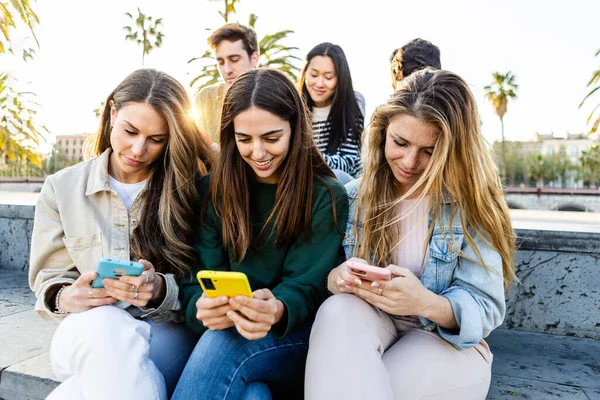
6,0,600,153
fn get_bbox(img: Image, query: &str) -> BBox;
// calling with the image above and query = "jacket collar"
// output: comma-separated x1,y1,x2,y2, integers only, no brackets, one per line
85,148,112,196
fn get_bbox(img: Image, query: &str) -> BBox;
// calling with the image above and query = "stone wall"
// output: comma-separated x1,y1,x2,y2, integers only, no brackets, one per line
0,204,35,272
506,193,600,212
503,229,600,339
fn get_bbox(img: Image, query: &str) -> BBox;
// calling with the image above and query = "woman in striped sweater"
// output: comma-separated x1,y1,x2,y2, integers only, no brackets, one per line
299,42,365,183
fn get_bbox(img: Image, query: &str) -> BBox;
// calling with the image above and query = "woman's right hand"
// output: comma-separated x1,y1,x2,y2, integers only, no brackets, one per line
328,257,367,294
58,270,117,313
195,293,234,330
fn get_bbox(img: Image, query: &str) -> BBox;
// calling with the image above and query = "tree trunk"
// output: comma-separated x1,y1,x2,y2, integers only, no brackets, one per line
500,117,507,179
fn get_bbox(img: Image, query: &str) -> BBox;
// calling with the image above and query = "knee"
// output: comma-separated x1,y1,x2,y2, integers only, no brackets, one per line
313,294,368,329
189,328,240,365
57,306,150,351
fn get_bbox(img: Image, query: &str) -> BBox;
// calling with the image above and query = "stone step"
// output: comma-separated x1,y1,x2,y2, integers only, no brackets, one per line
486,329,600,399
1,271,598,399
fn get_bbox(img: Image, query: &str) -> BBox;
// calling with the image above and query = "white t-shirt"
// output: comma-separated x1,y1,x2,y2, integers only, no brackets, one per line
109,176,147,211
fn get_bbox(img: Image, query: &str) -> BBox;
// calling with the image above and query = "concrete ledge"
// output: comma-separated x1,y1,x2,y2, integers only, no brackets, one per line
486,329,600,392
516,228,600,253
0,352,57,400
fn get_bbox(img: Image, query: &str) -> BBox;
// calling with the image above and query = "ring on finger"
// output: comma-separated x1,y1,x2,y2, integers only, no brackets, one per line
88,289,93,299
378,288,383,296
131,284,138,293
133,292,139,300
145,274,150,284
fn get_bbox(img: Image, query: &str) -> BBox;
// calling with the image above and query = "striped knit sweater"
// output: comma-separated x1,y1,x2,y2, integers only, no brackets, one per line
311,101,364,178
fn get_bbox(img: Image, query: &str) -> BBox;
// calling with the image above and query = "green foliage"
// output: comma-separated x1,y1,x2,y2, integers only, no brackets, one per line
526,153,547,187
123,8,164,66
525,149,577,188
0,1,47,177
580,144,600,188
0,0,39,58
0,72,46,171
188,12,301,94
579,48,600,134
45,143,78,175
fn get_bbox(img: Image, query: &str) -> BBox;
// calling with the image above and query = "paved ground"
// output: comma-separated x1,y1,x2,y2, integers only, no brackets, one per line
0,270,598,399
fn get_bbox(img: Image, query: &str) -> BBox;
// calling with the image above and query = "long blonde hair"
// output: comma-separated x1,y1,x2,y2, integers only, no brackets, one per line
92,69,214,279
356,69,516,290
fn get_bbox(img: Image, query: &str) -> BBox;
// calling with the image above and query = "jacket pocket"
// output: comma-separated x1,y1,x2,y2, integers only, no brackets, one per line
428,233,463,289
63,232,103,272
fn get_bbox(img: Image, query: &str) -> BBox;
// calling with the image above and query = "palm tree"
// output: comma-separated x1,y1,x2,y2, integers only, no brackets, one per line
579,47,600,133
0,0,39,56
484,72,519,178
580,144,600,188
188,8,301,93
123,8,164,67
0,72,46,169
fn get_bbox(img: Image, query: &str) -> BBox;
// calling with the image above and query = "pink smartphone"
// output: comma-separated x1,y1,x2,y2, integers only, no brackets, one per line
346,261,391,281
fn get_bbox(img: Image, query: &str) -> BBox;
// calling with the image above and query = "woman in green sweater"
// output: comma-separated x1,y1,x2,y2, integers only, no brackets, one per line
173,68,349,400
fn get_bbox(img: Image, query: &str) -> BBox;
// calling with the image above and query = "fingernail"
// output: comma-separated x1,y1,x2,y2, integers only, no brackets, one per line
354,279,362,285
339,279,345,285
371,282,380,288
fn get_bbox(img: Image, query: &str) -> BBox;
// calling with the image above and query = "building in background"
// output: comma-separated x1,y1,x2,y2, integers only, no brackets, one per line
55,134,90,163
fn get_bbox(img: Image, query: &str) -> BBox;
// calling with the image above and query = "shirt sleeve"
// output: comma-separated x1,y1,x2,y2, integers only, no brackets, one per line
270,183,349,338
181,200,230,334
427,232,506,350
29,177,81,321
323,116,364,177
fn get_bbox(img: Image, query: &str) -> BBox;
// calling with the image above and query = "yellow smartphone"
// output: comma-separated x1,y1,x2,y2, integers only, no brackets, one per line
196,270,253,298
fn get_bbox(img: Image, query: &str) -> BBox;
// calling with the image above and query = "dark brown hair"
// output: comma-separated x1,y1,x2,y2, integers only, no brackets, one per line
208,23,258,57
211,68,336,263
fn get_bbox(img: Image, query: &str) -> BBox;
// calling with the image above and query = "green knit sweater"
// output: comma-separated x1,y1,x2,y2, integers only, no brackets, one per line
181,174,349,338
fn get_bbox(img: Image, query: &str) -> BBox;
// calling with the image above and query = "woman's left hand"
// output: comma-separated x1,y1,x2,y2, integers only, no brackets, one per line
104,259,165,308
351,264,432,317
227,289,284,340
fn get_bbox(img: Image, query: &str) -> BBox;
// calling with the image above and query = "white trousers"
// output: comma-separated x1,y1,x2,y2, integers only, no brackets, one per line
47,306,167,400
305,294,492,400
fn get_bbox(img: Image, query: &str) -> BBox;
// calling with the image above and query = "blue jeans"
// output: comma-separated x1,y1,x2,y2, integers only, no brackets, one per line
148,321,199,397
172,320,312,400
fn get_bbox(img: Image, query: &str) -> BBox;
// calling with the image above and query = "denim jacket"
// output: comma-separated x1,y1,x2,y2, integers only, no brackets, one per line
343,179,506,350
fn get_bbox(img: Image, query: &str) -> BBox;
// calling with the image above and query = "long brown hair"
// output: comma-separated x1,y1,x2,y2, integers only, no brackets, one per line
212,68,336,263
92,69,215,279
356,69,516,290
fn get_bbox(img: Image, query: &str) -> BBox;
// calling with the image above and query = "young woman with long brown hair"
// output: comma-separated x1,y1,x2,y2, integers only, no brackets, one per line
29,69,214,399
173,68,348,399
305,69,516,399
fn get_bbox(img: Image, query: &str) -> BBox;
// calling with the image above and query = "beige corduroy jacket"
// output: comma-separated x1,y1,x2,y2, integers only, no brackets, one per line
29,149,182,322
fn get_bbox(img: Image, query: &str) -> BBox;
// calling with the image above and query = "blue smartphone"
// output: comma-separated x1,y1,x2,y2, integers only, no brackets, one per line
91,258,144,288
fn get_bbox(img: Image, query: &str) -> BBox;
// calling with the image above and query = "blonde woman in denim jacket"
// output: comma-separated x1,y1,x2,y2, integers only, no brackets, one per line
305,69,516,400
29,69,214,399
